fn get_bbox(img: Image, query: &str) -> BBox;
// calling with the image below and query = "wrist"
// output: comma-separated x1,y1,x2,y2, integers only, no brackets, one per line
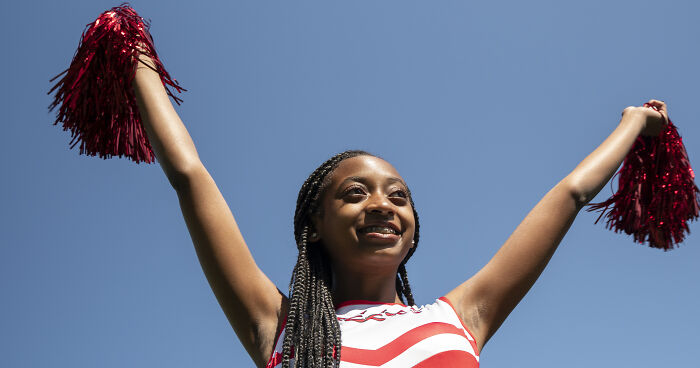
619,109,646,134
134,55,162,88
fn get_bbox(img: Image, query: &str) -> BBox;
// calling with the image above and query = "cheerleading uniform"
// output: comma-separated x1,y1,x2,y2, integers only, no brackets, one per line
266,297,479,368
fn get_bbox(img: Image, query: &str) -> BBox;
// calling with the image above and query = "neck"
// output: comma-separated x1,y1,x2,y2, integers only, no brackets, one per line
331,264,403,306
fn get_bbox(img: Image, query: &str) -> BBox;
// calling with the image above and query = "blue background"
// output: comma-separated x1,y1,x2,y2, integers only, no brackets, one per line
2,1,699,367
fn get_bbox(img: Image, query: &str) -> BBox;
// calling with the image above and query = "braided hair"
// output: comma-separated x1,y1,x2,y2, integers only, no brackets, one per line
282,150,421,368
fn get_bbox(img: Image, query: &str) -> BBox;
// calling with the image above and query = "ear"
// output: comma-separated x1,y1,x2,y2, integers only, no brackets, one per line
308,214,322,243
309,229,321,243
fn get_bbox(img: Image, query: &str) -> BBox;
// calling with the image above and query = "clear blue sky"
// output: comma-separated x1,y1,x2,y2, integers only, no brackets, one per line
2,1,699,367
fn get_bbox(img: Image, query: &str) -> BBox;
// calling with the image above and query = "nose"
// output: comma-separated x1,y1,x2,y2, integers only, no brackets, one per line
366,193,394,216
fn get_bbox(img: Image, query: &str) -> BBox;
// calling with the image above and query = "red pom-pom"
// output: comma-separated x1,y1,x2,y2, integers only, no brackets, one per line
587,108,700,250
48,3,184,163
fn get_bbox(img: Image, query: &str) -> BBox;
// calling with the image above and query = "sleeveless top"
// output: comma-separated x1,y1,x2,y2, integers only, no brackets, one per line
266,297,479,368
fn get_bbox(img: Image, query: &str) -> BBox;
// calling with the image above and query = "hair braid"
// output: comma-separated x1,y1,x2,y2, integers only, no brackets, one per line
398,264,415,306
396,194,420,306
282,150,421,368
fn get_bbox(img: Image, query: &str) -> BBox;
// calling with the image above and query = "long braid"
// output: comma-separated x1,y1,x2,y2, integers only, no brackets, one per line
397,194,420,306
282,150,421,368
281,230,309,367
398,264,415,306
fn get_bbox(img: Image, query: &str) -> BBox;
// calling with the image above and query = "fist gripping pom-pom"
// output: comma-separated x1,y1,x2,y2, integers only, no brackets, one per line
49,3,184,163
587,104,699,250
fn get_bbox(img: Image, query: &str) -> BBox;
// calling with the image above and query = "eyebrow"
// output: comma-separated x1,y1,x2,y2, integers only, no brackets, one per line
338,176,407,188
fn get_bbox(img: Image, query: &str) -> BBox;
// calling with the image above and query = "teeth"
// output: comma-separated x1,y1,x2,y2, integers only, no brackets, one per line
363,226,397,235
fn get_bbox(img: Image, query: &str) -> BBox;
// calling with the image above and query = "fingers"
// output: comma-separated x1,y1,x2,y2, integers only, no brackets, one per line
645,99,666,110
644,99,669,123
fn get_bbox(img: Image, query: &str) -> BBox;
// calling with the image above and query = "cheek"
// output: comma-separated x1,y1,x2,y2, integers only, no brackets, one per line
401,209,416,232
321,205,360,238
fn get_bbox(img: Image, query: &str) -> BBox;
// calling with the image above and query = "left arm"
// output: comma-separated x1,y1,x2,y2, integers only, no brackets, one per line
445,100,668,353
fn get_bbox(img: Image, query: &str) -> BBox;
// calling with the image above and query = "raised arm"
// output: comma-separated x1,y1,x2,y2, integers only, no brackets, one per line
133,55,286,367
445,101,668,353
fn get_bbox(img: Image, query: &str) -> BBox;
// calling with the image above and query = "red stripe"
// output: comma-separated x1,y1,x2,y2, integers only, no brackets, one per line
265,317,289,368
266,352,281,368
341,322,473,366
266,347,294,368
412,350,479,368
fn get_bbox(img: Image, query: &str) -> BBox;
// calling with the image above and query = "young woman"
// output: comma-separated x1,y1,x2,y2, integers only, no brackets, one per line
132,51,667,368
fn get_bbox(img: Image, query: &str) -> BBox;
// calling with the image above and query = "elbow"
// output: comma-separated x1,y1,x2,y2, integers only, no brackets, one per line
164,158,207,192
572,190,593,209
560,176,593,208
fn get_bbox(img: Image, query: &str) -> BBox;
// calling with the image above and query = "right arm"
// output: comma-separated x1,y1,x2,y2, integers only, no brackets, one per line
133,55,286,367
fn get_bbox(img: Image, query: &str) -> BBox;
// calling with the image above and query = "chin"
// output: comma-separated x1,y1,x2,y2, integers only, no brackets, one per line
354,242,410,266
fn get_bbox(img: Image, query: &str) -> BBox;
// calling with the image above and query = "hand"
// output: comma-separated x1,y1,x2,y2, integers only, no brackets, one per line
622,99,669,137
133,41,157,70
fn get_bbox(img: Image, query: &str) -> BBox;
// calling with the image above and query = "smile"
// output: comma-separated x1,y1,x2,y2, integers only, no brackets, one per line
359,226,399,235
357,223,402,243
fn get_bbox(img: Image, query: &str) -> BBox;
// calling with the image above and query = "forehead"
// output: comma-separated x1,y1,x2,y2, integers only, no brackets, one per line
329,155,404,186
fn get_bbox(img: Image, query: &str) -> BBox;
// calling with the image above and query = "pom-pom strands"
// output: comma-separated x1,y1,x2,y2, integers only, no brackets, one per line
587,106,699,250
48,3,184,163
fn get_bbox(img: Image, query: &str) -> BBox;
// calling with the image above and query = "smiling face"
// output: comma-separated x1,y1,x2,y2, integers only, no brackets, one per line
313,155,416,274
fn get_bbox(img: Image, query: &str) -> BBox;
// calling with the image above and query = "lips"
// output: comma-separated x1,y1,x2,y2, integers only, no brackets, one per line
358,223,401,235
357,223,402,243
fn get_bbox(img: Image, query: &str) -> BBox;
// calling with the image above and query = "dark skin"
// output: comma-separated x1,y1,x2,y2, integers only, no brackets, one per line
311,155,416,305
133,52,667,366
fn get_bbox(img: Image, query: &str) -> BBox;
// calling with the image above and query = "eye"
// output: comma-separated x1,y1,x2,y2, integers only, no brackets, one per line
388,189,409,205
343,186,367,197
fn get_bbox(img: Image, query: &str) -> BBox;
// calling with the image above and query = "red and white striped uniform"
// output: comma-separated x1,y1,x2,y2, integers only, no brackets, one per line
266,297,479,368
